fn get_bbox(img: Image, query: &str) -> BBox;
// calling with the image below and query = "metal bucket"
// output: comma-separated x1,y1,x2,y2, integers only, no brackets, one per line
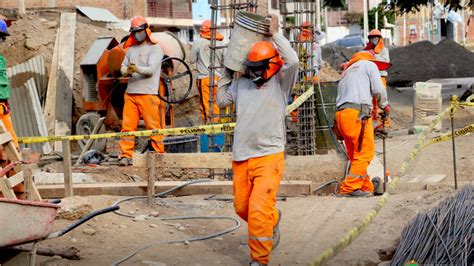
314,81,338,154
224,11,270,73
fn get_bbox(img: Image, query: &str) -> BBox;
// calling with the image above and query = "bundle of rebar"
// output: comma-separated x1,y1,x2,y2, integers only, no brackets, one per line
208,0,258,153
280,0,317,155
391,185,473,265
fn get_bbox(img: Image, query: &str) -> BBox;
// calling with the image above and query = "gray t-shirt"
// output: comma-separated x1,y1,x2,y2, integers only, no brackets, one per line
217,33,299,161
121,41,164,95
189,37,224,79
336,60,388,110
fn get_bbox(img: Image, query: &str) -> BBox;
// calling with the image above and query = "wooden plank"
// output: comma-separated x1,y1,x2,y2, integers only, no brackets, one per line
44,28,59,136
55,12,75,133
62,140,73,197
0,176,16,199
133,153,233,169
0,133,12,145
0,121,22,174
21,149,42,201
36,181,313,199
147,152,156,206
6,171,23,188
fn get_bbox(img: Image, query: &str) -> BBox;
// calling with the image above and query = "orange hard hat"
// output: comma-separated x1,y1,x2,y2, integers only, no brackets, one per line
247,41,278,63
344,50,391,71
302,21,312,28
368,29,382,38
200,20,212,32
245,41,284,80
130,16,148,32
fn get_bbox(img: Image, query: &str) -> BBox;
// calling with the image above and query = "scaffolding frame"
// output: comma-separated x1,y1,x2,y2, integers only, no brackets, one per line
208,0,258,153
280,0,317,155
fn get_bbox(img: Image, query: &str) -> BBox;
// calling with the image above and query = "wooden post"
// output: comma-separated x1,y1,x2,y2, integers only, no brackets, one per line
19,0,26,17
147,152,156,206
62,140,73,197
21,149,34,200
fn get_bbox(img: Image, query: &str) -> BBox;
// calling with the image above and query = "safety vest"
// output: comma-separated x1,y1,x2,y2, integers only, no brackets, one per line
0,54,10,100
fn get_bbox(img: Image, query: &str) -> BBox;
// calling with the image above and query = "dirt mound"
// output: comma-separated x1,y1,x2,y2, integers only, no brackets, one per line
321,45,358,72
319,62,341,82
388,40,474,86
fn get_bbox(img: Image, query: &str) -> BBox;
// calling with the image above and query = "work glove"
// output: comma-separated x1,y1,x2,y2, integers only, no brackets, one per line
381,104,390,119
127,64,138,74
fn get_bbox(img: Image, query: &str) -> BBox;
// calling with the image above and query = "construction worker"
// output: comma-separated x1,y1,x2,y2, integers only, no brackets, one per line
189,20,224,124
336,51,391,197
118,16,165,166
217,15,299,266
365,29,389,87
0,19,18,148
365,29,391,127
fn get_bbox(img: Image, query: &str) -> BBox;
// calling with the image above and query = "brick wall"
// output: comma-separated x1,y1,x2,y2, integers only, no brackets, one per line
0,0,147,19
147,0,192,19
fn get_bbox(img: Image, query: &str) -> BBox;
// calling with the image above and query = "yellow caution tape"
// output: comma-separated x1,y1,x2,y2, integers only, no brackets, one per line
424,124,474,148
456,101,474,108
18,86,315,144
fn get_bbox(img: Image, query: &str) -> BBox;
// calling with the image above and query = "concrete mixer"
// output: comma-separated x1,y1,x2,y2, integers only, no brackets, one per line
78,32,193,151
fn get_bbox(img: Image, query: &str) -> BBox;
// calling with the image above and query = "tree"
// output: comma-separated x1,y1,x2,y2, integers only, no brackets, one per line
359,4,395,30
388,0,473,14
323,0,345,9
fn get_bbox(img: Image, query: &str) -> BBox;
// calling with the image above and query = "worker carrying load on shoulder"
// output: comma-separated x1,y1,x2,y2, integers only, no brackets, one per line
335,51,392,197
0,19,18,148
365,29,391,128
189,20,224,124
118,16,165,166
217,15,299,266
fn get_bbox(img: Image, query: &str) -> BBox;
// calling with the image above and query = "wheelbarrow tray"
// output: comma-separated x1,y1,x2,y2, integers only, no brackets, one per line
0,198,59,248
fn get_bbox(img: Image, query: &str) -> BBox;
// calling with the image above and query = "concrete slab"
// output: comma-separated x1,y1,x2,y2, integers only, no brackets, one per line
34,172,95,185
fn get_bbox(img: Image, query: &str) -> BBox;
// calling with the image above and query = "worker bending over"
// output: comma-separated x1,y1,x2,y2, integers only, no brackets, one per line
119,16,165,166
189,20,224,123
335,51,391,197
0,19,18,148
217,15,299,266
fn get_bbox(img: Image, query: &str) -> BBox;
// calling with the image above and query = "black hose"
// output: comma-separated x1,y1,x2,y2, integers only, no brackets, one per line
46,206,119,239
110,179,242,265
111,216,241,265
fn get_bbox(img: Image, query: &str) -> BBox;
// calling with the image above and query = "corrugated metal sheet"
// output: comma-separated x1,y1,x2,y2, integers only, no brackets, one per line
76,6,119,23
10,78,52,154
80,37,117,66
7,56,46,106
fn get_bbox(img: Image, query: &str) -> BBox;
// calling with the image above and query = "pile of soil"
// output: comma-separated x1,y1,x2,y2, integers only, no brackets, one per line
321,45,358,72
319,62,341,82
388,40,474,86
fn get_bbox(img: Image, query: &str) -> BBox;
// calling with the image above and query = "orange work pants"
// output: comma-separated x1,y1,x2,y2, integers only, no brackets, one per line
119,93,164,159
336,109,375,194
196,77,220,123
233,152,284,265
0,112,18,148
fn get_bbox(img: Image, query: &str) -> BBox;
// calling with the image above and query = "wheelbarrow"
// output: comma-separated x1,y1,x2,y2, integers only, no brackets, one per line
0,197,119,265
